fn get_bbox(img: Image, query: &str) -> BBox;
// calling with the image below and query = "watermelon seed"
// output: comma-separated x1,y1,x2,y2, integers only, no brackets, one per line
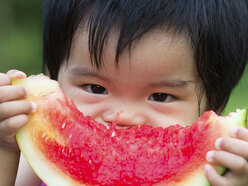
81,153,83,158
41,132,46,139
69,134,72,139
89,160,92,164
69,149,72,154
111,131,116,137
44,137,49,142
62,122,66,129
62,148,65,153
106,126,110,130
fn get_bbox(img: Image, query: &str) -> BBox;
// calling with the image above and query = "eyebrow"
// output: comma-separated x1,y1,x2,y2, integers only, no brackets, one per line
69,66,107,80
151,79,195,88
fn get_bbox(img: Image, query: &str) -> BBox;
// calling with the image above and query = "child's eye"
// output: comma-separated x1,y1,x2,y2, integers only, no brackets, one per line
149,93,173,102
83,84,108,94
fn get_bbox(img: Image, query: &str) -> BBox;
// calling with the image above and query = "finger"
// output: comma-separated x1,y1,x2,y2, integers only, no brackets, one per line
0,73,11,86
205,164,228,186
0,114,29,136
7,70,26,79
0,114,29,151
0,101,36,121
0,133,20,151
206,150,248,173
0,85,28,103
215,137,248,159
230,127,248,141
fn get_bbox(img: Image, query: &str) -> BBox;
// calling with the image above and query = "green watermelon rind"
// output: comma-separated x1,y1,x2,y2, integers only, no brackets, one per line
233,109,247,128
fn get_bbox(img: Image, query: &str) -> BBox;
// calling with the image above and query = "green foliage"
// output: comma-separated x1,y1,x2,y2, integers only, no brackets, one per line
0,0,43,75
224,67,248,114
0,1,247,113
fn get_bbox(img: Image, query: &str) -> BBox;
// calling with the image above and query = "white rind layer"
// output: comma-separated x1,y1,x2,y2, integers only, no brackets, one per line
16,119,84,186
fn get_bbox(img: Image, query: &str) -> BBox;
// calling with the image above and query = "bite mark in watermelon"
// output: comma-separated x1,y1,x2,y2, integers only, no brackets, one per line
12,74,247,186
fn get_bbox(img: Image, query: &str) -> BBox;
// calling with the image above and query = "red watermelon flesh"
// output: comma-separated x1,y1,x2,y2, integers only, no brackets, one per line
12,74,247,186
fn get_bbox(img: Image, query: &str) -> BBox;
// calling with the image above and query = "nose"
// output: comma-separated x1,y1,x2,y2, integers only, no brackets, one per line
102,106,146,128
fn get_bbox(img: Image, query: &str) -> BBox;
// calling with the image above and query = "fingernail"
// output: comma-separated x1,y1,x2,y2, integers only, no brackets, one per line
8,69,18,74
24,88,29,97
204,164,212,173
11,71,20,77
215,138,222,150
31,102,37,113
230,127,238,137
206,151,215,163
10,71,26,79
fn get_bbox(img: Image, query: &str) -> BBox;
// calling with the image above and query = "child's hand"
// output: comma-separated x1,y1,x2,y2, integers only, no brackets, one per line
205,127,248,186
0,70,36,152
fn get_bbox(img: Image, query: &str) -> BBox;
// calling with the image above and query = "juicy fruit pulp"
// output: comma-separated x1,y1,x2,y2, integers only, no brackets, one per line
12,75,247,186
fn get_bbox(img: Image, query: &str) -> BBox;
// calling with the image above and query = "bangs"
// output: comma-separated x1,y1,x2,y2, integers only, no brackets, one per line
44,0,201,70
84,0,194,68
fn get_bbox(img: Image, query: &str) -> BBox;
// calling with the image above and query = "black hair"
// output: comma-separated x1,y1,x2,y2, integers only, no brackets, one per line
43,0,248,113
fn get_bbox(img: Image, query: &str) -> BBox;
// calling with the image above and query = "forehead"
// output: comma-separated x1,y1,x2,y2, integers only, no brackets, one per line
69,28,196,80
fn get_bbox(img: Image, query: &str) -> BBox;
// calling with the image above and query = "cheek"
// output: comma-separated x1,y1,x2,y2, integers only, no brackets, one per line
76,104,102,118
199,92,208,115
73,88,105,104
62,90,107,120
58,79,109,120
148,102,200,127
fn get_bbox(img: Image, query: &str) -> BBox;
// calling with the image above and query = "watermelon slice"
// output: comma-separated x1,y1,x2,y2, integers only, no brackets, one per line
12,74,247,186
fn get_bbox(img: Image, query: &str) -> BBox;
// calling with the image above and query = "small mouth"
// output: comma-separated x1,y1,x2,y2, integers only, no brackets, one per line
115,125,132,129
101,121,133,130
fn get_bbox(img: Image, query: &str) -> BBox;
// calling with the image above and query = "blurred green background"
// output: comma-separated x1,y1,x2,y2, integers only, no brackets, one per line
0,1,247,115
0,0,43,75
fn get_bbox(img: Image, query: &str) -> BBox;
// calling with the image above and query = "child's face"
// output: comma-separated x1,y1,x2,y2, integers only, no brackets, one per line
58,30,207,128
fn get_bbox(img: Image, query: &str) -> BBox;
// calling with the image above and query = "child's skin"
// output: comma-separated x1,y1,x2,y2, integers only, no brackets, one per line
1,30,248,186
